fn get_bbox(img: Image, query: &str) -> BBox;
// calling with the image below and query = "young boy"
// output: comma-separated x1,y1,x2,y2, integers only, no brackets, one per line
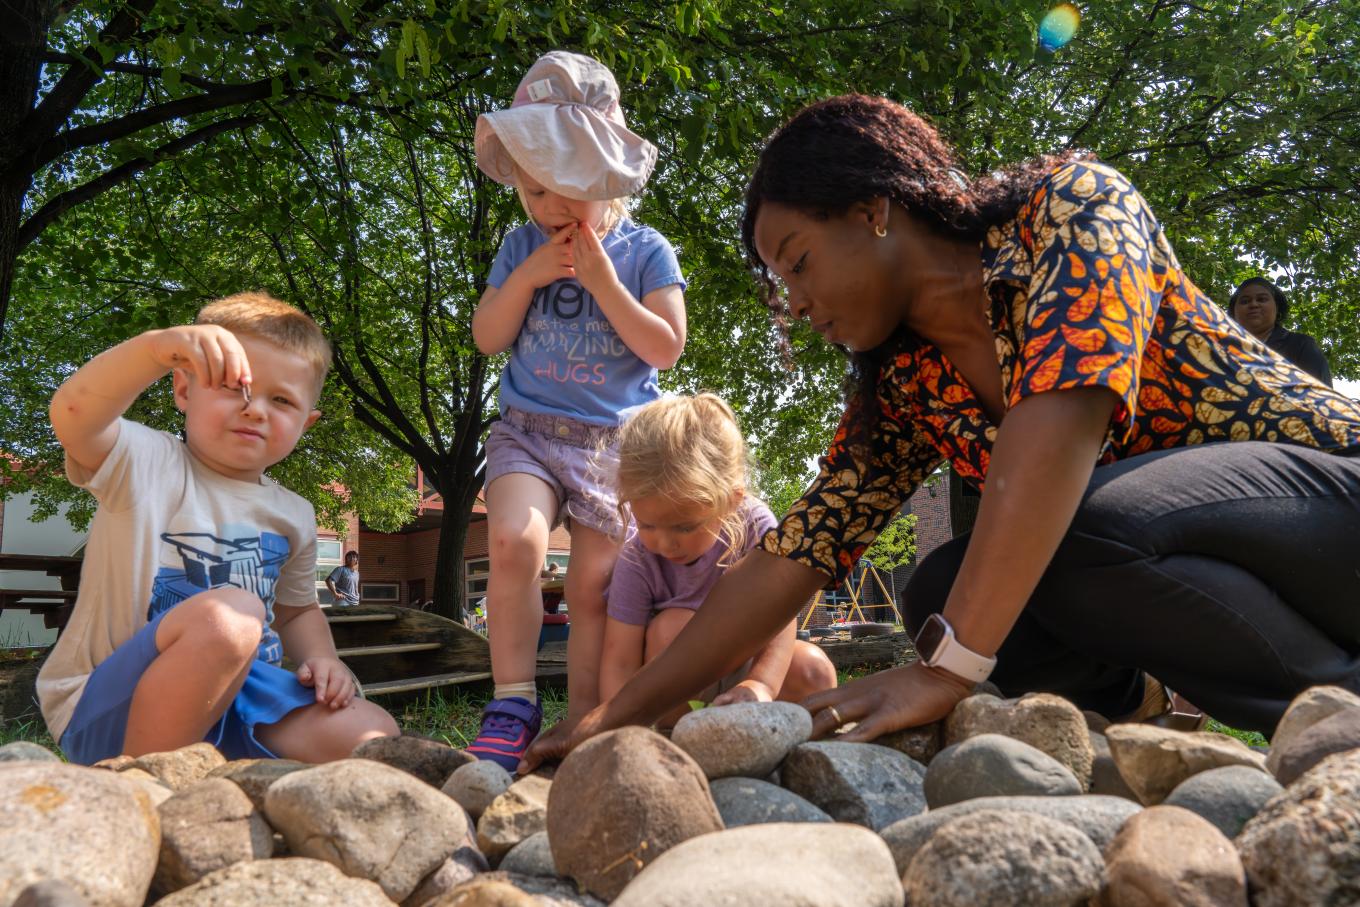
38,292,399,764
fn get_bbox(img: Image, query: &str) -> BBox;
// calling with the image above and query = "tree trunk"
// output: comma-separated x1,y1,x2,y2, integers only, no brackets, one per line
432,502,469,625
0,0,53,340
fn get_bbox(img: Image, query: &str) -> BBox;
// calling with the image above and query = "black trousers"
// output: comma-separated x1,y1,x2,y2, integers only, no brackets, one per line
904,441,1360,735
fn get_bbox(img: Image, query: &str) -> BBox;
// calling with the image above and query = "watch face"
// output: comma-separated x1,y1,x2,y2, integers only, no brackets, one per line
915,614,948,661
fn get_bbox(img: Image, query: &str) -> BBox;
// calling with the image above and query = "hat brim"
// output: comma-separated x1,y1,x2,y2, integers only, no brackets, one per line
475,105,657,201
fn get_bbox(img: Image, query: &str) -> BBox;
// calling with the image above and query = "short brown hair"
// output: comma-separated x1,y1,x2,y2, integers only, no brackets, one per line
196,292,331,397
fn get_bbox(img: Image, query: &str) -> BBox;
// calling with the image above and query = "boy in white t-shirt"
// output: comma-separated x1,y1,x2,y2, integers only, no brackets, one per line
39,292,398,764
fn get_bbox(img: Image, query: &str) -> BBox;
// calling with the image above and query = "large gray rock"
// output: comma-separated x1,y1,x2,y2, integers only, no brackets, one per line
1236,749,1360,907
153,777,273,894
1095,805,1247,906
1163,765,1283,839
1271,707,1360,786
1105,724,1266,805
0,741,60,763
1266,685,1360,776
780,741,926,830
401,831,490,907
0,762,160,906
153,857,392,905
264,758,474,902
499,831,556,878
613,823,904,907
442,760,513,820
881,794,1141,876
709,777,832,827
924,733,1082,807
353,734,474,788
477,774,552,863
944,692,1094,789
901,810,1104,907
546,727,723,901
207,758,308,812
670,701,811,780
131,742,226,791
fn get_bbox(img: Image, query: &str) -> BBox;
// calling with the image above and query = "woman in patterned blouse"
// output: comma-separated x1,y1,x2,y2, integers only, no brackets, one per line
522,95,1360,769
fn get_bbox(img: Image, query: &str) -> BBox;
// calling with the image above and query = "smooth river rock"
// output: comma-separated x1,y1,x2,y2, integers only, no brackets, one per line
670,701,812,780
780,740,926,830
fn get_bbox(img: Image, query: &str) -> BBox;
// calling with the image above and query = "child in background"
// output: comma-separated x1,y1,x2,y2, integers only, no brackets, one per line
40,292,398,764
469,51,687,769
600,394,837,723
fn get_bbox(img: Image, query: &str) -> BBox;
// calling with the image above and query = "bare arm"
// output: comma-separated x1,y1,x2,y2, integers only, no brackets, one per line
50,325,250,474
573,224,686,369
598,617,646,702
714,618,798,704
471,226,575,355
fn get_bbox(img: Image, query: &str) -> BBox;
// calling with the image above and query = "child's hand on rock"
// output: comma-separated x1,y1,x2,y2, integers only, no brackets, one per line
711,679,776,706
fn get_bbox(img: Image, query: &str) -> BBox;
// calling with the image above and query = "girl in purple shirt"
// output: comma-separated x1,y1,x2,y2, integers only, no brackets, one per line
599,394,836,726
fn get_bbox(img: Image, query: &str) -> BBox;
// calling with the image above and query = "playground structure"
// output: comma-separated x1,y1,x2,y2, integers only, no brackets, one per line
800,558,904,632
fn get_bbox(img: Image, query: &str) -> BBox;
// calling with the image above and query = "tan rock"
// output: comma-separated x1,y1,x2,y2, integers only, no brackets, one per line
1095,805,1247,906
353,734,474,788
153,777,274,894
208,758,308,812
476,774,552,863
1104,724,1266,805
944,692,1095,789
154,856,392,905
1266,685,1360,776
132,742,226,791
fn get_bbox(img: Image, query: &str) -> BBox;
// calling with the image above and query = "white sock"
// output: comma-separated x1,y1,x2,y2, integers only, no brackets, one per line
494,681,538,704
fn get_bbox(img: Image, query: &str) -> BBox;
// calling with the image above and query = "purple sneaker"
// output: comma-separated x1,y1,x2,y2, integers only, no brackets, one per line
467,696,543,772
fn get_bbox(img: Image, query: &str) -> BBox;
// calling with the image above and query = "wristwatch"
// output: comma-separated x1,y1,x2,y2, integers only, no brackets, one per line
914,613,997,683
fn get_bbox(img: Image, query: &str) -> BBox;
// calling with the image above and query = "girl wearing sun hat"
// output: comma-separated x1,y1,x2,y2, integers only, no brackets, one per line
468,51,688,771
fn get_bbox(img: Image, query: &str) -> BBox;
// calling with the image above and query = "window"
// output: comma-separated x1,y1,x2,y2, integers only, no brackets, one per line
465,557,489,601
362,583,400,602
545,553,570,574
316,538,343,605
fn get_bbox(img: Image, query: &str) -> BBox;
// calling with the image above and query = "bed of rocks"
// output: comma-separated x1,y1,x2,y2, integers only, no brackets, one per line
1,683,1358,906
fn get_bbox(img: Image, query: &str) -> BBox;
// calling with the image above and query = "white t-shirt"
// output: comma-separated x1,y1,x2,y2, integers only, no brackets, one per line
37,420,319,740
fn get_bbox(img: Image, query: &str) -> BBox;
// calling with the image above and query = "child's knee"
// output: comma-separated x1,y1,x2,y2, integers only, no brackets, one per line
784,643,838,698
184,588,266,660
488,526,546,576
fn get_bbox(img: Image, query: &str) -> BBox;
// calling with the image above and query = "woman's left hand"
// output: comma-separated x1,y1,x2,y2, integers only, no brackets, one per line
801,661,976,741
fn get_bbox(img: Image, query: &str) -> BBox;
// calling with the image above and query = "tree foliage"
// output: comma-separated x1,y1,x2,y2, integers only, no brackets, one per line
863,513,918,573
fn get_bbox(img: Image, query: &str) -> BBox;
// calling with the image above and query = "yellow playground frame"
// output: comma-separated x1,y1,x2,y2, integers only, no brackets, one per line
800,559,904,630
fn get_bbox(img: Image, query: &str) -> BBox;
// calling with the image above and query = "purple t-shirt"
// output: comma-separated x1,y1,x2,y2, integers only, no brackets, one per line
605,499,779,626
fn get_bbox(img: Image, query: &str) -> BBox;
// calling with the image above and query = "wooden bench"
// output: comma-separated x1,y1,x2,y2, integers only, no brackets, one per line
0,554,83,632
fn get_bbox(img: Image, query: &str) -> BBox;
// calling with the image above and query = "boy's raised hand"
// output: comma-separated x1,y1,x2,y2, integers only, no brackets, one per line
570,220,621,297
297,656,358,709
517,224,577,288
148,324,252,392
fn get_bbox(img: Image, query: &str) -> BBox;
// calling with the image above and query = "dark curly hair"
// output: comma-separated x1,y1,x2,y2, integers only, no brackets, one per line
739,94,1088,454
1228,277,1289,325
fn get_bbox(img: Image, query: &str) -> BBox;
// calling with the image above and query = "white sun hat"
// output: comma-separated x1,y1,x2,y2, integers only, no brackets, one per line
475,51,658,201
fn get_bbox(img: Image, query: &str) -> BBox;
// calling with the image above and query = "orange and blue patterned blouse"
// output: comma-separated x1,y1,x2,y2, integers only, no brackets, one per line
762,160,1360,585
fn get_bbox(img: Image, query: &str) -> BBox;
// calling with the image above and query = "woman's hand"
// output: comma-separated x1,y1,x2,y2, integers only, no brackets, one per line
518,704,613,774
800,662,975,741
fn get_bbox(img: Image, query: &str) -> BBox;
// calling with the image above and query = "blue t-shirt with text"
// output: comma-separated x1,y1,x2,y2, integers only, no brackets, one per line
487,219,686,426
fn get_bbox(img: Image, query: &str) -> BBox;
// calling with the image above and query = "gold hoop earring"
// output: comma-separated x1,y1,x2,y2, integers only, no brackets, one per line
874,224,888,238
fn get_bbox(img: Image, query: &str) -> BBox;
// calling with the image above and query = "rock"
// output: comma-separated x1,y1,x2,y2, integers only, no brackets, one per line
403,840,491,907
477,775,552,863
546,727,723,901
443,760,513,820
207,758,308,812
1271,707,1360,786
1266,685,1360,776
1095,805,1247,906
1105,725,1267,805
0,762,160,906
780,740,926,830
436,872,605,906
1089,731,1140,801
944,692,1095,789
612,823,904,907
12,879,90,907
1237,749,1360,907
353,734,475,788
880,794,1141,876
872,722,943,766
901,810,1104,907
924,733,1082,807
265,758,475,902
153,856,393,905
499,831,556,878
0,741,60,763
131,742,226,791
117,767,175,808
91,755,136,771
152,777,274,894
1085,710,1113,734
670,701,811,779
1163,765,1283,839
709,777,832,827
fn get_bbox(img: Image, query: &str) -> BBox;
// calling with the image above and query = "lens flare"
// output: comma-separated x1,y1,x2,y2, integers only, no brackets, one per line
1039,3,1081,52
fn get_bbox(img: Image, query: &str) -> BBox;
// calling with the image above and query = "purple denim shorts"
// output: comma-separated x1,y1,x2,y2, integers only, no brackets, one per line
485,407,621,535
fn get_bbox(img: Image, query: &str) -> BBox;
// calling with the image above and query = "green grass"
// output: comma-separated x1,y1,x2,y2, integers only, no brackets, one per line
1206,718,1268,749
0,715,59,752
393,685,570,746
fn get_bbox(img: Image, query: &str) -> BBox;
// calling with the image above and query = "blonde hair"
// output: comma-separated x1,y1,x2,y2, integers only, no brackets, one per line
614,394,751,563
196,291,331,398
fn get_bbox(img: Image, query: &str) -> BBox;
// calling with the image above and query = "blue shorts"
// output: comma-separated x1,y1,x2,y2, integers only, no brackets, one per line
60,608,317,765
